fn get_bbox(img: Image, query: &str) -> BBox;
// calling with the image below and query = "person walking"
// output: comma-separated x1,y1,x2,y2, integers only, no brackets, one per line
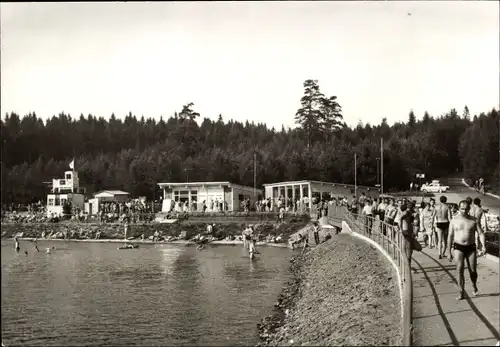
447,200,486,299
313,221,320,245
434,196,451,259
421,200,436,248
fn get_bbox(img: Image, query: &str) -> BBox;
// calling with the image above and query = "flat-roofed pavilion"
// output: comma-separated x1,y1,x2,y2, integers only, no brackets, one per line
262,180,377,210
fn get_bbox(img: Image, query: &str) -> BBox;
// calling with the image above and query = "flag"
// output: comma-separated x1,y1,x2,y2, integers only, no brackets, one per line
69,159,75,170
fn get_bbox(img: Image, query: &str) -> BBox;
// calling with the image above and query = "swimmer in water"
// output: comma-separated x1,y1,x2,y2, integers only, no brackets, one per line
14,237,20,252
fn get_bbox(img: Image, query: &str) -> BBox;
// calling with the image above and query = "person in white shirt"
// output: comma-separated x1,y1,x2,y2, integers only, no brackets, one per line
378,198,388,235
362,199,376,235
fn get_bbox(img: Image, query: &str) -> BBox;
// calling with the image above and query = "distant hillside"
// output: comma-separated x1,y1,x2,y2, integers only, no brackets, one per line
1,99,498,204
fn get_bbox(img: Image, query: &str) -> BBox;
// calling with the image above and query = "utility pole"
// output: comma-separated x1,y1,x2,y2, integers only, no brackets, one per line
376,158,380,188
253,152,257,198
354,152,357,198
381,137,384,195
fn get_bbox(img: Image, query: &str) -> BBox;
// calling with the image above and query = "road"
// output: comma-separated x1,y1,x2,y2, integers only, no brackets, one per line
437,178,500,216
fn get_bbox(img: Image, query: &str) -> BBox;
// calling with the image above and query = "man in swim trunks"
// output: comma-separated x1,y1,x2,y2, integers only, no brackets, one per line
470,198,489,254
433,196,451,259
447,200,486,299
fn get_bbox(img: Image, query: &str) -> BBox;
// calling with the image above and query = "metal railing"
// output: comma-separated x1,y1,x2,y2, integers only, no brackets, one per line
327,207,413,346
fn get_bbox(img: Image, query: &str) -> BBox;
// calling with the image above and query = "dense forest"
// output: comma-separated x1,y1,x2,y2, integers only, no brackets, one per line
1,79,498,204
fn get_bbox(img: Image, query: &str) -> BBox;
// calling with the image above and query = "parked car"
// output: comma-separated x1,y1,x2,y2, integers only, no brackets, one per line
421,180,450,193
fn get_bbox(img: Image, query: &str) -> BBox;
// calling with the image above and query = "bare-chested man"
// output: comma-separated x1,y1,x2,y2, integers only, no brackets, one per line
470,198,489,253
433,196,451,259
447,200,486,299
400,201,418,273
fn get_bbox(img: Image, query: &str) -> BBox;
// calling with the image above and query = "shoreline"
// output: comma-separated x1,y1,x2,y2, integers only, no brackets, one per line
6,237,291,248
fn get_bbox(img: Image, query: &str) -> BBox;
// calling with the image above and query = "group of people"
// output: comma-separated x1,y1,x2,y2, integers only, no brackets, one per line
13,237,56,255
288,221,333,253
352,193,488,300
473,177,486,195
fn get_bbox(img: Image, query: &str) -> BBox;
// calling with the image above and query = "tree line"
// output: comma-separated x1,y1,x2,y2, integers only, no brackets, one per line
1,79,498,204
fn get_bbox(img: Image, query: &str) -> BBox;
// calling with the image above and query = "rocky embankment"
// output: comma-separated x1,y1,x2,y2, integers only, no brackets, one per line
0,219,309,242
258,233,402,346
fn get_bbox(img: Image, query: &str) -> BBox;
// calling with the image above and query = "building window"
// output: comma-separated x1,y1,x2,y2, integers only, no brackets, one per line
55,196,60,206
174,191,180,201
65,173,72,180
179,190,189,203
48,198,54,206
191,190,197,201
59,180,65,186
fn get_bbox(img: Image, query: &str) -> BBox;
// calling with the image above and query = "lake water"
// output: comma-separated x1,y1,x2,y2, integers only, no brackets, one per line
1,240,291,346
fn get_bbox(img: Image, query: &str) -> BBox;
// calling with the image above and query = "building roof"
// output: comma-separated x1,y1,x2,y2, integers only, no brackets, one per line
158,181,231,187
94,190,130,196
157,181,262,192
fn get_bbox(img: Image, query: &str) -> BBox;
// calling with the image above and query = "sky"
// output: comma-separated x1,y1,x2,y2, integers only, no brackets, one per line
1,1,499,129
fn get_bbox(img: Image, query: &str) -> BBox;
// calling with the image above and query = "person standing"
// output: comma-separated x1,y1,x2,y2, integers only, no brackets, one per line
400,201,418,274
14,237,20,252
378,198,388,234
313,222,320,245
242,225,251,249
433,196,451,259
421,201,433,248
362,199,375,235
447,200,486,299
124,222,129,240
470,198,489,255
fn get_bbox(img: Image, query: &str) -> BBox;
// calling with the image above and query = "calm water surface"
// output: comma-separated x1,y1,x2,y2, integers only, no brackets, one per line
1,240,291,346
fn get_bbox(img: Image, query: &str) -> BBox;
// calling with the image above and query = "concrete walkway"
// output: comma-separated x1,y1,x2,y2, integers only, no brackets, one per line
412,245,500,346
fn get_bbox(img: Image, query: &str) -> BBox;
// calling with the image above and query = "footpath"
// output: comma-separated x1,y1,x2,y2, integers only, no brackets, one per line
412,246,500,346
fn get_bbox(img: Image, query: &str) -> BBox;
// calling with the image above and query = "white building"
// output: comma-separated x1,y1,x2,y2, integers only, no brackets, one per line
157,181,263,213
46,170,85,216
84,190,130,215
